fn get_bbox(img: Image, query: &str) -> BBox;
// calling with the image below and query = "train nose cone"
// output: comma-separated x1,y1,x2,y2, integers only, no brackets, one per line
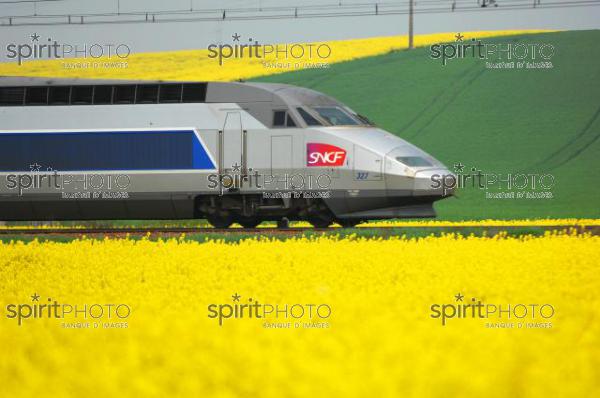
413,168,456,197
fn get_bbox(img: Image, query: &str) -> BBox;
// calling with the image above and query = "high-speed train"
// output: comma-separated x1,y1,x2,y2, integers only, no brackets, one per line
0,77,454,228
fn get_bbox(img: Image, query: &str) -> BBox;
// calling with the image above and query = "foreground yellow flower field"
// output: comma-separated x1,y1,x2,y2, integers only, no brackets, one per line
0,233,598,397
0,30,550,81
1,218,596,229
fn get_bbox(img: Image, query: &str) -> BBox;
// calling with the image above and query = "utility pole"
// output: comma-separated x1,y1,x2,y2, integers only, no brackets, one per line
408,0,414,49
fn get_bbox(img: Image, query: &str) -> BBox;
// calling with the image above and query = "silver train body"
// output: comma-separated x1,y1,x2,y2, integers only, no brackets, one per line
0,77,454,227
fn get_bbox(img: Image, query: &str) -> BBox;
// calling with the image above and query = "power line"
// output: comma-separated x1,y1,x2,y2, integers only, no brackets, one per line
0,0,63,4
0,0,561,17
0,0,598,26
0,0,588,18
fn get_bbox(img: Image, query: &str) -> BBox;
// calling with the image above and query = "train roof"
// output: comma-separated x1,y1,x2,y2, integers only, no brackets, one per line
0,77,340,107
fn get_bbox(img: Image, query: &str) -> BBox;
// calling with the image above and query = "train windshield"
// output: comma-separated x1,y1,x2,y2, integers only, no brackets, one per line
312,106,361,126
296,107,323,126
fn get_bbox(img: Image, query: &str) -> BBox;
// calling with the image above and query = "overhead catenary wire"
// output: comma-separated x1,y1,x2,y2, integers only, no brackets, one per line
0,0,591,17
0,0,63,4
0,0,594,15
0,0,598,26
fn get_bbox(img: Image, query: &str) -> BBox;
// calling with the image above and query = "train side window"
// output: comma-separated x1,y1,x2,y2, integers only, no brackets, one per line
273,110,298,128
48,86,71,105
25,87,48,105
0,87,25,106
136,84,159,104
159,84,183,103
273,110,286,126
286,114,297,127
113,85,136,104
93,85,113,104
71,86,94,104
182,83,207,102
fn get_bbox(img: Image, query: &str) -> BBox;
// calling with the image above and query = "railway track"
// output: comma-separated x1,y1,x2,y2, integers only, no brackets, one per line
0,225,598,236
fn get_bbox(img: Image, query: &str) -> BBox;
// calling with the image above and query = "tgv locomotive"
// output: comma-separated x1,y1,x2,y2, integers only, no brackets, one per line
0,77,453,227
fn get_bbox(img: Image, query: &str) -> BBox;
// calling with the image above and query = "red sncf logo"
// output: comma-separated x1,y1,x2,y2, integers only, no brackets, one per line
307,143,347,167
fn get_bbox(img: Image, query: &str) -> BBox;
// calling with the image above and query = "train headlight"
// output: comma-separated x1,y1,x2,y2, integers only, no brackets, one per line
395,156,434,168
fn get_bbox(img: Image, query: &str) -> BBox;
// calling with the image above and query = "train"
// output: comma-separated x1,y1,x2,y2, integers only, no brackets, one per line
0,77,454,228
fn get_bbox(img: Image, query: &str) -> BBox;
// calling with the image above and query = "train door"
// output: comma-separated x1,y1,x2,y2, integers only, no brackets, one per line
345,145,386,212
270,135,293,175
353,145,382,181
220,112,244,191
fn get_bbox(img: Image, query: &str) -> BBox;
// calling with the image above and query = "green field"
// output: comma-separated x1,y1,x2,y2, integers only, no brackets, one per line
256,30,600,220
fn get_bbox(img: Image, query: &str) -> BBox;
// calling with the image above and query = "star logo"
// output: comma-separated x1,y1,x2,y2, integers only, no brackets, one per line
29,163,42,172
232,162,241,172
31,293,40,302
30,33,40,42
455,32,464,42
455,293,464,302
453,162,465,173
232,293,241,302
232,33,241,42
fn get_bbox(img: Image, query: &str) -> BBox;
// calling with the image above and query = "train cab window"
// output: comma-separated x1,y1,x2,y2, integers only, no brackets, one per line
273,110,298,128
296,107,322,126
313,106,359,126
273,111,286,126
286,114,296,127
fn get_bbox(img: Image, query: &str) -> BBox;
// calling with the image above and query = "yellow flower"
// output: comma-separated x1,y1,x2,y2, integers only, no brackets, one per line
0,232,598,397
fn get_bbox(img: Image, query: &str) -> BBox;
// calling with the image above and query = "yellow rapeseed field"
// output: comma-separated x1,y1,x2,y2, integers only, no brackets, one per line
0,232,599,397
0,30,551,81
359,218,600,227
1,218,596,229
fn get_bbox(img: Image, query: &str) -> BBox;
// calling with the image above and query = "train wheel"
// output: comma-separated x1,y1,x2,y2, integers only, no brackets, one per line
206,215,233,229
237,217,261,229
277,218,290,229
337,219,360,228
309,217,333,228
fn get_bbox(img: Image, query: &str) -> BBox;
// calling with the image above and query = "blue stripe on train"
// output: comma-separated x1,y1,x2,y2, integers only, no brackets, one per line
0,130,216,172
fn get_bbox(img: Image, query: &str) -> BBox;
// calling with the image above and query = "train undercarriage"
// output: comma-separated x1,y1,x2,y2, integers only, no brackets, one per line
195,194,351,228
194,193,439,228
